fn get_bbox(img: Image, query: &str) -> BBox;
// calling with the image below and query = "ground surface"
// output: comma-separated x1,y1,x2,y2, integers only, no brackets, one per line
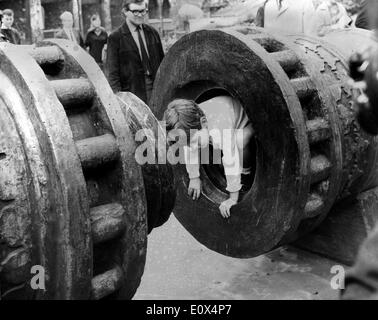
134,215,341,300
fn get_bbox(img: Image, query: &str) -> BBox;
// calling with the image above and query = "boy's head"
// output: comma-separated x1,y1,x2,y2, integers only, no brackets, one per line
164,99,209,147
2,9,14,29
60,11,74,29
90,14,101,29
122,0,148,26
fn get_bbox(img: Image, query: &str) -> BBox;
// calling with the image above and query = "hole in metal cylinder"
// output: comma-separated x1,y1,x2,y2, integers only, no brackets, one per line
194,88,257,200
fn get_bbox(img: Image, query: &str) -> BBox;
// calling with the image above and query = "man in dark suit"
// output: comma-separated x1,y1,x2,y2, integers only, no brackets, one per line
107,0,164,104
55,11,84,47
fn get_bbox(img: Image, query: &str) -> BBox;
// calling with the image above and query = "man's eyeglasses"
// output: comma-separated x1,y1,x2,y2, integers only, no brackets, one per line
128,9,148,16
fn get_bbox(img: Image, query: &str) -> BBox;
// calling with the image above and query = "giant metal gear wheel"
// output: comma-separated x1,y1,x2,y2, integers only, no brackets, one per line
0,39,149,299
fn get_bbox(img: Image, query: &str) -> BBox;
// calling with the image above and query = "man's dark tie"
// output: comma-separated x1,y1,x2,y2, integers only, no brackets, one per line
136,25,152,76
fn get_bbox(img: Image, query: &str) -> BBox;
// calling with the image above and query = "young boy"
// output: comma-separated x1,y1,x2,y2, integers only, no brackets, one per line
55,11,84,47
1,9,21,44
164,96,254,219
85,14,108,68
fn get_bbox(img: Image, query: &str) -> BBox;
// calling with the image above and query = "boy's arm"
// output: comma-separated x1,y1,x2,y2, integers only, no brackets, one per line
219,145,240,218
183,145,200,179
222,133,242,195
183,145,201,200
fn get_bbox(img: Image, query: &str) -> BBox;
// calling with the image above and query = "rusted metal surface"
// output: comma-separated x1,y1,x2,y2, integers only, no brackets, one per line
116,92,176,232
0,40,149,299
0,42,91,299
150,27,378,259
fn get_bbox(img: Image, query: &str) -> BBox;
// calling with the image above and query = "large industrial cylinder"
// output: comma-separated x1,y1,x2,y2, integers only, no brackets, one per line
0,40,174,299
150,27,378,258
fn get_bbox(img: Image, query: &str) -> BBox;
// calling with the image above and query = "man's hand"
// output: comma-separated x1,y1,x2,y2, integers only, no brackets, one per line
188,177,201,200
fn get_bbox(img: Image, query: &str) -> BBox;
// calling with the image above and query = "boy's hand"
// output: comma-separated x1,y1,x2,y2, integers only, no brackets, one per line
188,177,201,200
219,198,237,218
219,191,239,218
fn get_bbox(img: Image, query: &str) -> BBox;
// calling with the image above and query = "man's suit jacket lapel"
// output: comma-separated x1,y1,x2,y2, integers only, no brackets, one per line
121,22,142,62
143,25,154,59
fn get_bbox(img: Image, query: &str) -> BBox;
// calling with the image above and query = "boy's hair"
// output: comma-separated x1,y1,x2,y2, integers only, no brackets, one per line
2,9,14,17
164,99,205,138
60,11,73,21
90,14,100,21
122,0,146,10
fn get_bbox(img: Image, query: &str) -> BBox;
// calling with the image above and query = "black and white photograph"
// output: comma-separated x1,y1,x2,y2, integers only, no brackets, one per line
0,0,378,310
